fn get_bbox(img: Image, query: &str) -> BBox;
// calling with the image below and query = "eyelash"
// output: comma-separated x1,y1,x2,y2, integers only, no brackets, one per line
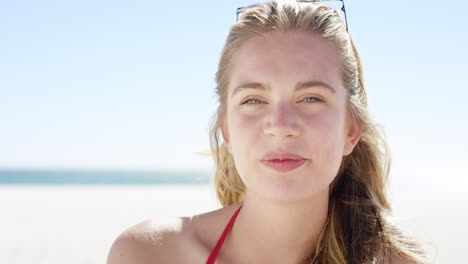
240,97,324,105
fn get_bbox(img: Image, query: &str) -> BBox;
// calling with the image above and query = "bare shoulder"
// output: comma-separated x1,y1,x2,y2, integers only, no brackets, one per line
106,217,197,264
106,204,241,264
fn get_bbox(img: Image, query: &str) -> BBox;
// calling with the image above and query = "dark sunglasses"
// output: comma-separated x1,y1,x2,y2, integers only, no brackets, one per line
236,0,349,32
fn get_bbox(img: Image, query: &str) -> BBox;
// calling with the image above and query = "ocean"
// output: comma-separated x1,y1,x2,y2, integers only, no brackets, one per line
0,169,211,185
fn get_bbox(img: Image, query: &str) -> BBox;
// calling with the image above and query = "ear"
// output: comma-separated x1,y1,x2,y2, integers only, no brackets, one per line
221,121,232,153
343,117,362,156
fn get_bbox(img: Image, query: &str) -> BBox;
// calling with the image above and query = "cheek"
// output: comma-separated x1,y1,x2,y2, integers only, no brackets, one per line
226,112,261,184
305,109,346,171
227,111,261,156
305,108,345,138
229,111,258,139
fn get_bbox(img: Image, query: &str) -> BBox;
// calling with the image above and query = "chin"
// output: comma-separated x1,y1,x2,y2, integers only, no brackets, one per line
255,175,330,203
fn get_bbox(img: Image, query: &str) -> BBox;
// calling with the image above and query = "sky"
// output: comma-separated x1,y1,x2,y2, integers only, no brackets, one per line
1,0,467,185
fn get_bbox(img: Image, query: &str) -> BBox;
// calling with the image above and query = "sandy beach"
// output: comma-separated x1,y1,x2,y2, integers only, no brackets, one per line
0,185,219,264
0,179,466,264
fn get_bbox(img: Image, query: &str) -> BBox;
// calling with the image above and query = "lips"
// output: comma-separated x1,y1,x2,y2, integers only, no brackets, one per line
260,152,307,173
261,152,306,161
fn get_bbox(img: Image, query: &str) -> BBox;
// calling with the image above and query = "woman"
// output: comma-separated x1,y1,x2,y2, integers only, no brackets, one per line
107,1,428,263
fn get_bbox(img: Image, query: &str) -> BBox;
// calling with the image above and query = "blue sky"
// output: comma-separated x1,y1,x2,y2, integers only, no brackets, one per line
1,0,467,184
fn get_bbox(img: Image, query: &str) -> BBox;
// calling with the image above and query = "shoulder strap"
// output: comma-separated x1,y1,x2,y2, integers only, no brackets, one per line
206,204,243,264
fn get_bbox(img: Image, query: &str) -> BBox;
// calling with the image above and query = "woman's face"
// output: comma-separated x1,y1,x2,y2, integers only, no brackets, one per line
222,31,360,202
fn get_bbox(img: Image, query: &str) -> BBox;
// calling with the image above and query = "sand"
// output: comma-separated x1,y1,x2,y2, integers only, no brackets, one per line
0,185,219,264
0,182,465,263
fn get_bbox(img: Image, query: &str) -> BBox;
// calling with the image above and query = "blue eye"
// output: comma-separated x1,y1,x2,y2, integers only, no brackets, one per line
241,97,323,105
241,98,263,105
303,97,323,103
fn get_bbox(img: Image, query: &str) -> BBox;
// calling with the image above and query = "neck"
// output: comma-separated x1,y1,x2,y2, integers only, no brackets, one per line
227,188,330,264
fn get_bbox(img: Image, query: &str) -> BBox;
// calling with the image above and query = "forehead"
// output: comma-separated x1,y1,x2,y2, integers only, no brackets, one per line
229,31,344,92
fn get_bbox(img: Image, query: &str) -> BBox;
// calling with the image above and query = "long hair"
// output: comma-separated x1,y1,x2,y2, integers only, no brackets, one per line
208,1,428,263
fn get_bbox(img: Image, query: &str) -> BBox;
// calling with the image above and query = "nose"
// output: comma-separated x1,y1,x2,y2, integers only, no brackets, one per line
263,103,301,138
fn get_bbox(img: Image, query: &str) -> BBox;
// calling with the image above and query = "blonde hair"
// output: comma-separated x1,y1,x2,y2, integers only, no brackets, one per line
208,1,429,263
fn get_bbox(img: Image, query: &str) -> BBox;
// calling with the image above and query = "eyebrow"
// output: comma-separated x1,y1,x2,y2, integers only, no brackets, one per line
231,80,337,98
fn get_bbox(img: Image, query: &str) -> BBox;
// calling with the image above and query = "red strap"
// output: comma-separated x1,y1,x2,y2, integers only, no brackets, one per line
206,204,243,264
